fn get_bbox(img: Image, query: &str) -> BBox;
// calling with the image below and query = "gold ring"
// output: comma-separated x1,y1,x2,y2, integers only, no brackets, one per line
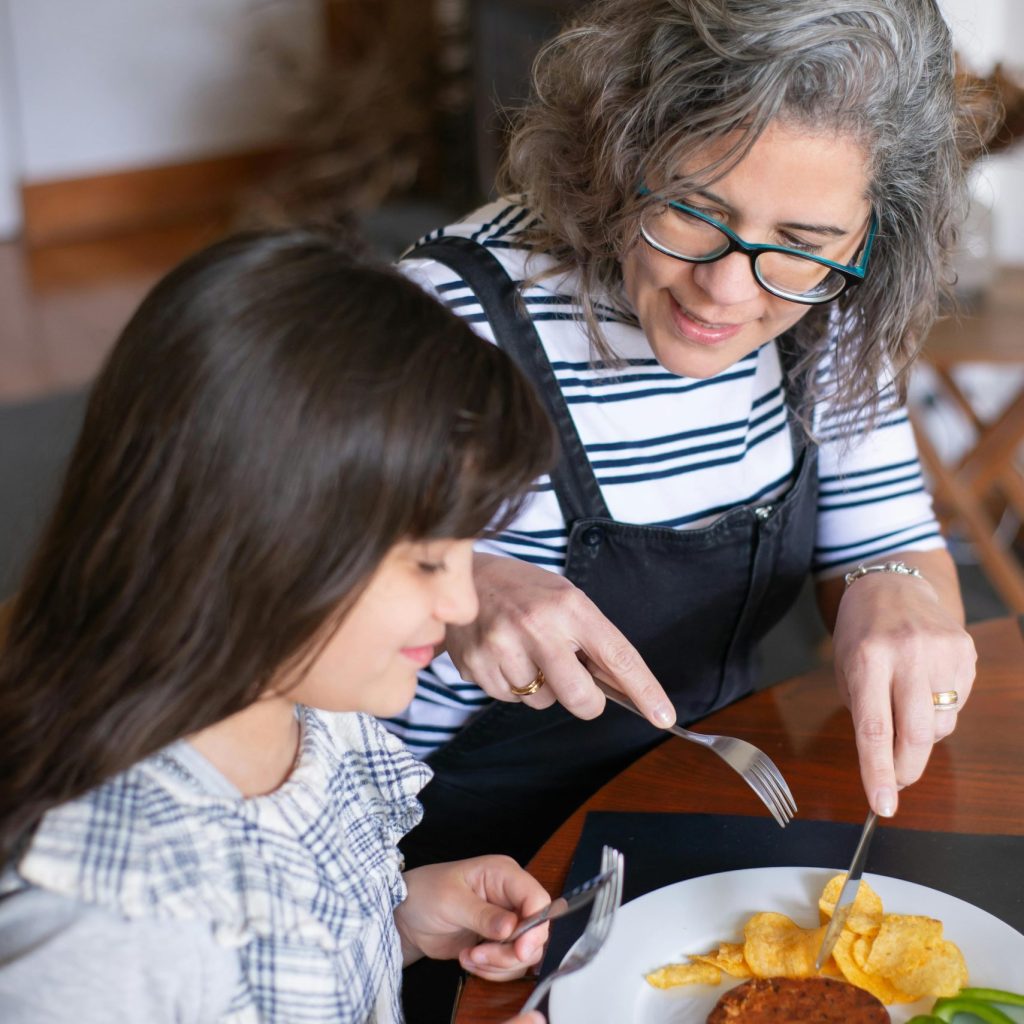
510,671,545,697
932,689,959,711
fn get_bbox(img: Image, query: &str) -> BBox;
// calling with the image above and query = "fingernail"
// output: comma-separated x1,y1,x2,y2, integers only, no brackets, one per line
875,787,897,817
654,704,676,727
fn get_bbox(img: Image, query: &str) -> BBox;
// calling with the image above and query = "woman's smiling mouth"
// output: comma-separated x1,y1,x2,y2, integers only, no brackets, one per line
668,294,746,345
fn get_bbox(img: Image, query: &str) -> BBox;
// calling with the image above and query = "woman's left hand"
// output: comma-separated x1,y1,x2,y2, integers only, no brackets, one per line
827,550,977,818
396,855,551,980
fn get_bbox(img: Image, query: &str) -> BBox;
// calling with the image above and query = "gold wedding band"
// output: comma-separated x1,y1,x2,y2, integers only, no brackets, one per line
932,689,959,711
510,671,545,697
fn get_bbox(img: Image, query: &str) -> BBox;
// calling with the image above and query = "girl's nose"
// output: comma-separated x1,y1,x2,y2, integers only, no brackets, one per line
690,251,762,306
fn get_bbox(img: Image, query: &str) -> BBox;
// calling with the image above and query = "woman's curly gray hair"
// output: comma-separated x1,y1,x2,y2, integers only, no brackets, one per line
499,0,990,431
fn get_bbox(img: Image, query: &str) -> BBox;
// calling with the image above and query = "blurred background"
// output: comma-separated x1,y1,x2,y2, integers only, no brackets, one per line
0,0,1022,676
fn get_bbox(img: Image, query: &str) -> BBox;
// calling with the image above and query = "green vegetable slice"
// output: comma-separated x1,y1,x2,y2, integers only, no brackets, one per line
932,996,1017,1023
959,989,1024,1008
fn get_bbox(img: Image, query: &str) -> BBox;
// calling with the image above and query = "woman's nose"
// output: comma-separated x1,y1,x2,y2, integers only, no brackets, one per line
690,251,762,306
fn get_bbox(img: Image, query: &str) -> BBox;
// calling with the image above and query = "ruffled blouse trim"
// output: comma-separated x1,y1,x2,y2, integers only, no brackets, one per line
13,708,431,951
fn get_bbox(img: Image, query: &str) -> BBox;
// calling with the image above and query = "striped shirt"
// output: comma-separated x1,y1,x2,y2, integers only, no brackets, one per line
385,200,944,755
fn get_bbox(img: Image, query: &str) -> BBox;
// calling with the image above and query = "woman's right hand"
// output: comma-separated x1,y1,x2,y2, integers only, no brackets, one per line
444,553,675,727
503,1014,545,1024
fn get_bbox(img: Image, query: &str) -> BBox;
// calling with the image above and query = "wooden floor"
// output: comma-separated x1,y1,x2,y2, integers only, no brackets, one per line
0,220,227,402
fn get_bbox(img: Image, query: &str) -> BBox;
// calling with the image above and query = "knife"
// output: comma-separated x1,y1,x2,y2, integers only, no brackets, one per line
814,810,879,969
501,869,613,943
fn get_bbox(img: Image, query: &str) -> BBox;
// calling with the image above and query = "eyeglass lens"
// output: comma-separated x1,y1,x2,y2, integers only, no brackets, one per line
641,204,848,301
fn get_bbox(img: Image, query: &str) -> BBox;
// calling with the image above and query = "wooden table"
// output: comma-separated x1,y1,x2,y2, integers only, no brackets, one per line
453,615,1024,1023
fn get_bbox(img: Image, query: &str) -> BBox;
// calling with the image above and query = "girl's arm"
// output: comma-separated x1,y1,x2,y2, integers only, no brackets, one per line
0,886,236,1023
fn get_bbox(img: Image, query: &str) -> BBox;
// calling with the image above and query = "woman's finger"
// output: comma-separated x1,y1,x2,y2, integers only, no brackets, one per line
576,611,675,727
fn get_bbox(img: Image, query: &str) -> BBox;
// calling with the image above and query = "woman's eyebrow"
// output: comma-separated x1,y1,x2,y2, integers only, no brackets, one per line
691,187,849,238
779,219,848,238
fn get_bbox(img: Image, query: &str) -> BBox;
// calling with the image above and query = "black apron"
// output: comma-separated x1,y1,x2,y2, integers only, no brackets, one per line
399,237,819,867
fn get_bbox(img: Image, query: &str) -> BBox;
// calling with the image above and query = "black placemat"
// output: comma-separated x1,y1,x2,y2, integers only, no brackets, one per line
540,812,1024,976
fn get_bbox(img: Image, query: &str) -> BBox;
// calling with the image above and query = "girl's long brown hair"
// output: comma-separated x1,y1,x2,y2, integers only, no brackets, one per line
0,229,556,864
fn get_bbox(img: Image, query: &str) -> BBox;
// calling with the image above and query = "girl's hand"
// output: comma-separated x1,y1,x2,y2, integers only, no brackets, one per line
502,1014,545,1024
830,553,976,818
396,855,551,980
444,553,675,728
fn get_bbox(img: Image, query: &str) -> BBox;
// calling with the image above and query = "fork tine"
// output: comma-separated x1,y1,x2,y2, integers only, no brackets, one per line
754,752,798,816
753,770,790,827
732,755,789,826
705,741,787,825
744,768,789,827
747,758,796,821
752,752,798,814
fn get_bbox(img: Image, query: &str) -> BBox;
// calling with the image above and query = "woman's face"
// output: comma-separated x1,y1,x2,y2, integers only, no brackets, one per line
620,121,873,379
283,537,478,717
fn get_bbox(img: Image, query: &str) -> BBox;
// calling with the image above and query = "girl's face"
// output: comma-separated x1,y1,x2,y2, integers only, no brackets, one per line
620,121,873,379
283,537,478,718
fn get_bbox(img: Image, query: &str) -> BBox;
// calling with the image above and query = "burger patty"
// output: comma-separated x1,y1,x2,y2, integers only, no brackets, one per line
707,976,890,1022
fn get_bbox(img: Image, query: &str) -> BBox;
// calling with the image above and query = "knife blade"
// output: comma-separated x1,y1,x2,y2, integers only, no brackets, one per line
502,869,613,943
814,810,879,969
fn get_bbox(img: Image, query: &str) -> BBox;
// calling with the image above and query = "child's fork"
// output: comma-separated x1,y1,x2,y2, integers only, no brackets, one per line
594,679,797,827
520,845,624,1014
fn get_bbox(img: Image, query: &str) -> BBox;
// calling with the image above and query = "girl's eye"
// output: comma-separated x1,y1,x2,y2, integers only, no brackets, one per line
417,560,447,575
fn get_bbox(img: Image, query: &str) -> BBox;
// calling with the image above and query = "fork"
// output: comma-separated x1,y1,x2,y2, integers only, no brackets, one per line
503,866,613,942
594,679,797,827
520,844,624,1014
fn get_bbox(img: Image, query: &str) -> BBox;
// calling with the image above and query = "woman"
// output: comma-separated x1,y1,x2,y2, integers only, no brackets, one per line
388,0,981,869
0,231,556,1024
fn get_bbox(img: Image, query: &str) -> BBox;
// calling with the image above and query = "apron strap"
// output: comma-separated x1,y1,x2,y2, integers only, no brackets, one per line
406,236,611,521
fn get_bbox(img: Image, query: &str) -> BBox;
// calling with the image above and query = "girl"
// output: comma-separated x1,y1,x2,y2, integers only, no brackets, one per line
0,230,557,1024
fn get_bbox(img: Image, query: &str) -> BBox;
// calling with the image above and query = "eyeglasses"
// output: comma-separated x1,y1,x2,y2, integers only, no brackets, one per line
637,186,877,305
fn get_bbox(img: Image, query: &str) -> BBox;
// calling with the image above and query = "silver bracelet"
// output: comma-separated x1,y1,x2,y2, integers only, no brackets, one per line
844,560,924,587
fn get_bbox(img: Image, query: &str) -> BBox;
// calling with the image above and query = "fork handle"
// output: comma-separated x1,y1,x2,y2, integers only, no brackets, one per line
594,679,713,749
520,977,551,1014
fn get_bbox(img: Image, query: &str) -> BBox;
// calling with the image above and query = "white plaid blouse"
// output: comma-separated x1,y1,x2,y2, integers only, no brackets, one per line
6,708,431,1023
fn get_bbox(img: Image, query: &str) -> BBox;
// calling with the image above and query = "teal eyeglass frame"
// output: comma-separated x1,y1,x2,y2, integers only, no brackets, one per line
637,185,878,304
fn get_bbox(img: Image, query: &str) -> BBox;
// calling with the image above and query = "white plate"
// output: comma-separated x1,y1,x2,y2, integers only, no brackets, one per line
549,866,1024,1023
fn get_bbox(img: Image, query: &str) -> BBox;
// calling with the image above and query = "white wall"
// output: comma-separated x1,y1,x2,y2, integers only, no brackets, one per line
0,0,321,238
0,2,21,236
940,0,1024,264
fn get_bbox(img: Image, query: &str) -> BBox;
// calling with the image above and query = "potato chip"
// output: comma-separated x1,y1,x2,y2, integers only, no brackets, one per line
831,931,917,1005
645,961,721,988
888,941,967,999
691,942,753,979
644,875,969,1002
863,916,967,999
863,915,943,973
851,934,874,971
819,874,885,935
743,912,826,979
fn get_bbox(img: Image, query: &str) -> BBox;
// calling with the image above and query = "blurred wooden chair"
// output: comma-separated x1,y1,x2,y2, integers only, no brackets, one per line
909,268,1024,613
